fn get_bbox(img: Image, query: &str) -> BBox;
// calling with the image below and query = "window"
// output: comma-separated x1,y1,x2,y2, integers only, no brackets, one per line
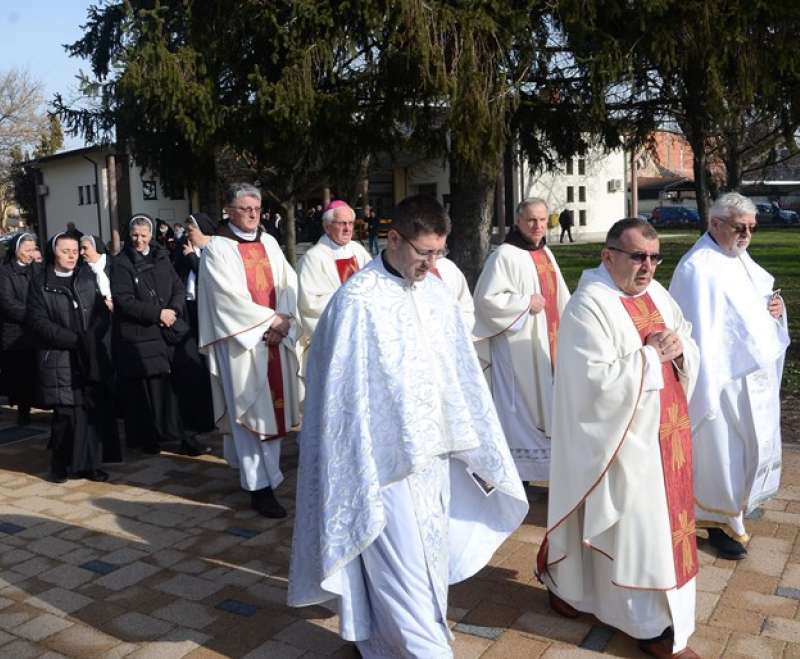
566,186,574,203
579,210,587,226
93,184,98,204
85,185,92,205
566,159,574,175
578,158,586,175
578,186,586,202
78,186,84,205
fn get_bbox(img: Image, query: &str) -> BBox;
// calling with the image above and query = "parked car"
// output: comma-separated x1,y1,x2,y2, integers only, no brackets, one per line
755,203,799,225
650,206,700,228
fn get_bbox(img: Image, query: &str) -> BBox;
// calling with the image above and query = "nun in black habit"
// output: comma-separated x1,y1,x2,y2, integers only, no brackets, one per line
111,214,209,456
26,233,108,482
0,232,39,425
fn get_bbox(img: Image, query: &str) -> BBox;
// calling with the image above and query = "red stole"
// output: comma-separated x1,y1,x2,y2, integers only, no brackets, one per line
620,293,697,588
429,264,441,279
335,256,360,284
237,242,286,437
530,249,560,370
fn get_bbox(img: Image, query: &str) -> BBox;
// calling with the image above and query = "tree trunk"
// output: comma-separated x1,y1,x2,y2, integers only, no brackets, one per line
690,142,711,231
723,132,742,192
448,154,497,289
282,198,297,266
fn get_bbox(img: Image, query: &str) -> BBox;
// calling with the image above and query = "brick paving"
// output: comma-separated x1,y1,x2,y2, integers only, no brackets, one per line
1,406,800,658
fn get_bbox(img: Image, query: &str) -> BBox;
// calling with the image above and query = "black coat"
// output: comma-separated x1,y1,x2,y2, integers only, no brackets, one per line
0,260,38,352
111,243,186,380
26,266,104,408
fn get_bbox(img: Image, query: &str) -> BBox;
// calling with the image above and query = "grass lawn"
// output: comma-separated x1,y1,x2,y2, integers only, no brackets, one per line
549,227,800,397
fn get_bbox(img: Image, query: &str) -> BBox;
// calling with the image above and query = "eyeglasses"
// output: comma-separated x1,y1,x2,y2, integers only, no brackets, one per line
330,221,355,228
607,246,663,265
230,206,261,215
396,231,449,260
719,218,758,235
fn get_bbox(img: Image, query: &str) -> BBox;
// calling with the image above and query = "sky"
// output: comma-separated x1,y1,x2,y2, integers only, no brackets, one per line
0,1,96,150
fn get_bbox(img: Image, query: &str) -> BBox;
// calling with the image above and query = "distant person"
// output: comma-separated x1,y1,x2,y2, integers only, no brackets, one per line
65,222,83,240
558,207,574,243
173,222,185,241
670,192,789,560
367,208,380,256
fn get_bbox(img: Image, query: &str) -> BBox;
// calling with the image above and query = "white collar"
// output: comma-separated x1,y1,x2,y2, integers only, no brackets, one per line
54,268,74,278
230,223,258,241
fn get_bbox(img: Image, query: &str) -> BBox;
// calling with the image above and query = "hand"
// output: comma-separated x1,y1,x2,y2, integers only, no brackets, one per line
529,293,546,314
768,296,784,319
264,328,283,346
270,313,292,337
160,308,177,327
645,329,683,364
104,299,114,312
182,241,194,256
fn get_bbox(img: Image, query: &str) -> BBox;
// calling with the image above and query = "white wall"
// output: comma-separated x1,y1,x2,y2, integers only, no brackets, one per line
40,151,112,240
522,148,627,241
128,159,190,222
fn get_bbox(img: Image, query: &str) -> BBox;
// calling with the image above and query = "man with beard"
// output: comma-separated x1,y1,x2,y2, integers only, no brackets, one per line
670,192,789,560
473,198,570,483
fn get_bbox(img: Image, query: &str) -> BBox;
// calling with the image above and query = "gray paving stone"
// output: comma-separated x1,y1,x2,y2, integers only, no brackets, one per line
151,599,218,630
156,574,222,601
0,638,41,658
243,640,304,659
12,556,56,577
14,612,73,641
25,587,94,616
38,563,94,589
26,537,80,559
776,586,800,600
453,622,505,640
95,561,161,591
107,611,174,641
580,625,616,652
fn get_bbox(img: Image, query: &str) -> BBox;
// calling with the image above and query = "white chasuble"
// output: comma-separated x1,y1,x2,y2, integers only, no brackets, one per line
473,243,570,481
197,231,300,440
541,265,700,651
430,256,476,333
288,257,528,652
670,233,789,540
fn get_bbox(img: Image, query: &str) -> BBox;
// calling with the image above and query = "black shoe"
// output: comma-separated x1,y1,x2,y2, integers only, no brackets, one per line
87,469,109,482
48,470,68,484
181,436,212,457
141,444,161,455
250,487,287,519
706,527,747,560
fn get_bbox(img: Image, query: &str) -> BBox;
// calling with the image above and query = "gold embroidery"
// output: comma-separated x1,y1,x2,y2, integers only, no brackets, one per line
660,402,691,471
671,510,696,576
242,248,269,292
629,296,663,334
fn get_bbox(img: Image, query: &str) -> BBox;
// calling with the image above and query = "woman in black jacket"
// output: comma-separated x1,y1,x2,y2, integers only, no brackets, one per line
0,232,39,425
26,234,107,482
111,214,207,456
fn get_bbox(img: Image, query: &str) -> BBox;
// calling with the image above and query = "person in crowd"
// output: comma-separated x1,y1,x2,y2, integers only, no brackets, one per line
367,208,380,256
79,235,123,463
198,183,300,518
31,246,43,263
0,233,40,425
173,222,185,242
288,194,528,658
473,198,570,483
297,200,371,368
155,218,176,255
539,218,700,658
559,207,575,243
27,234,108,482
670,192,789,560
169,212,217,437
111,214,208,456
65,222,83,240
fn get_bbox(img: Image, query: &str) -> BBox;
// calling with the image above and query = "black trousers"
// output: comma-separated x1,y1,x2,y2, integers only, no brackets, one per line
50,403,100,476
560,227,574,243
124,375,188,450
1,349,35,413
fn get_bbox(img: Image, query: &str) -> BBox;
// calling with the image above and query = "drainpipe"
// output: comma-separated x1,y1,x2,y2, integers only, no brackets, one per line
82,155,103,241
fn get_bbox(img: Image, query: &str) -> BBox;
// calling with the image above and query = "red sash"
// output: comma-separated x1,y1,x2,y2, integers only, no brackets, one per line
335,256,360,284
530,249,560,371
237,242,286,437
430,264,441,279
620,293,697,588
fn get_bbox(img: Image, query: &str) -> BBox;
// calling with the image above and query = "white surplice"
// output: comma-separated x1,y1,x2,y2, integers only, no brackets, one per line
432,257,475,333
297,235,371,367
197,230,300,491
543,265,699,651
288,256,528,657
670,233,789,540
473,243,570,481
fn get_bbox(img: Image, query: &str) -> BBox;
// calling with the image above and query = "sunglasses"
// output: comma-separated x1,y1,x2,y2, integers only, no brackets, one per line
719,218,758,235
607,246,663,265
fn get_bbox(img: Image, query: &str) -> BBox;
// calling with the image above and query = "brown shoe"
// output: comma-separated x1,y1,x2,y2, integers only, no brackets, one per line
547,589,579,618
639,637,700,658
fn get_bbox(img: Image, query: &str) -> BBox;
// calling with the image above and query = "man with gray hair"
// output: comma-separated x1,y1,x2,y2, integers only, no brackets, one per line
198,183,301,518
473,197,570,482
670,192,789,560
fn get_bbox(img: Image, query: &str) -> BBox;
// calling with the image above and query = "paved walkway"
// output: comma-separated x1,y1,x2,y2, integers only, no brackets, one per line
2,407,800,658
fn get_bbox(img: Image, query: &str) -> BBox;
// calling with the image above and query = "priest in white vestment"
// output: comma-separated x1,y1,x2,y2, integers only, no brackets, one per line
473,198,570,482
670,192,789,560
288,194,528,659
198,183,300,518
539,219,701,659
297,200,371,370
430,256,475,332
